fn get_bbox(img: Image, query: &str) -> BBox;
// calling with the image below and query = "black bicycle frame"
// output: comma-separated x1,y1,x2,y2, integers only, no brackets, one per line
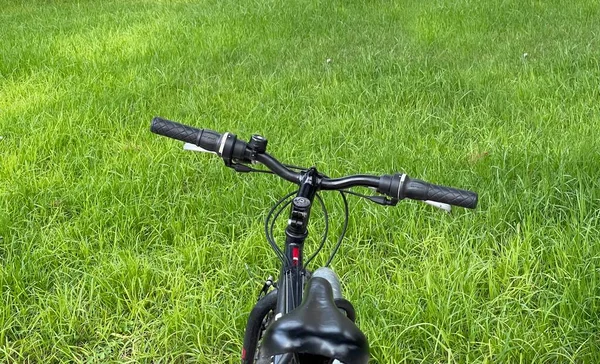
272,167,320,364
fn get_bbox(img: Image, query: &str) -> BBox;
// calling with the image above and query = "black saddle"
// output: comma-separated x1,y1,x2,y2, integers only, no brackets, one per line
261,277,369,364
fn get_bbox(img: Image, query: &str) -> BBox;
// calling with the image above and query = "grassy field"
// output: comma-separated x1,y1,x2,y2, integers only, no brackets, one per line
1,0,599,362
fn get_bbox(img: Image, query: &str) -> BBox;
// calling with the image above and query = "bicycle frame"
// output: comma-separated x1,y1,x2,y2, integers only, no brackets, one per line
272,167,320,364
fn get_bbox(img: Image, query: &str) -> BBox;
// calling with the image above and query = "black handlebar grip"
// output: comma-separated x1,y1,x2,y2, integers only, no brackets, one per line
402,177,478,209
150,117,222,153
378,174,478,209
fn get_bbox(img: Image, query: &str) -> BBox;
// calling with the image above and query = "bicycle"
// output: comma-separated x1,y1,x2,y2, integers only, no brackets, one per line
150,117,478,364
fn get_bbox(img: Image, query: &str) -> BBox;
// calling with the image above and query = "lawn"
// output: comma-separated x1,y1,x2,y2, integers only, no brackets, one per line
1,0,599,362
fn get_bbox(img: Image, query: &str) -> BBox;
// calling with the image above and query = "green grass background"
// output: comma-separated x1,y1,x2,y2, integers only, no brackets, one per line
1,0,599,362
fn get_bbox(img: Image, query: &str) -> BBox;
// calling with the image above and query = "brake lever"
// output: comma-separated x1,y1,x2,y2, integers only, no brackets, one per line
232,164,252,173
183,142,217,154
184,143,257,173
423,200,452,213
363,195,398,206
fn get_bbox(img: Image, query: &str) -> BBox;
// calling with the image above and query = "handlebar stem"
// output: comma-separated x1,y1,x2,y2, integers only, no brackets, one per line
275,167,320,316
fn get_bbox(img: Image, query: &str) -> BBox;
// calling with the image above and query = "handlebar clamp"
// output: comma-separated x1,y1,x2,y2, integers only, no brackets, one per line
376,174,404,201
219,133,252,169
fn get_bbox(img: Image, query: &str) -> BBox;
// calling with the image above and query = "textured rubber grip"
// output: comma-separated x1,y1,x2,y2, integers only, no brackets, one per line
403,177,478,209
150,117,221,152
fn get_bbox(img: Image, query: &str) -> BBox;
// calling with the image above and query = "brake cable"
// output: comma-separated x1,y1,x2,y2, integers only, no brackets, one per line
265,190,297,263
263,168,390,268
325,191,349,267
230,163,307,174
339,189,398,206
304,193,329,266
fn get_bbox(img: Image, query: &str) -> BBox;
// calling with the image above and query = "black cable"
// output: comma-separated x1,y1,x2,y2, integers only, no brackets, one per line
269,198,294,264
339,189,373,199
245,162,306,174
266,192,329,269
325,191,349,267
264,177,360,268
246,167,274,174
304,193,329,267
267,194,294,263
250,159,382,267
267,189,349,267
339,188,397,206
265,190,297,263
283,163,307,171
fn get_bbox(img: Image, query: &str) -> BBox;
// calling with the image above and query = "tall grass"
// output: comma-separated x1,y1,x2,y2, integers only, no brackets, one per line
1,0,599,362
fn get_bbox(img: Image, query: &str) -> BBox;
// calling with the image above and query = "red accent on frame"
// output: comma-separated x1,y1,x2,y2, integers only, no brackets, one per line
292,246,299,266
242,348,246,360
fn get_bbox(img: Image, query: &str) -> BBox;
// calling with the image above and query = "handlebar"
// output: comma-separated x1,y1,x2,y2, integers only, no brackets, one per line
150,117,478,209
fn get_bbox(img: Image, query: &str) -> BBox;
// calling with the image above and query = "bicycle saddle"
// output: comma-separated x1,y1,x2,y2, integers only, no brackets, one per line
261,277,369,364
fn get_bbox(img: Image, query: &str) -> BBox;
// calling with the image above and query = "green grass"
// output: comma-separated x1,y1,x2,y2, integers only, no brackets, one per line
1,0,599,362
